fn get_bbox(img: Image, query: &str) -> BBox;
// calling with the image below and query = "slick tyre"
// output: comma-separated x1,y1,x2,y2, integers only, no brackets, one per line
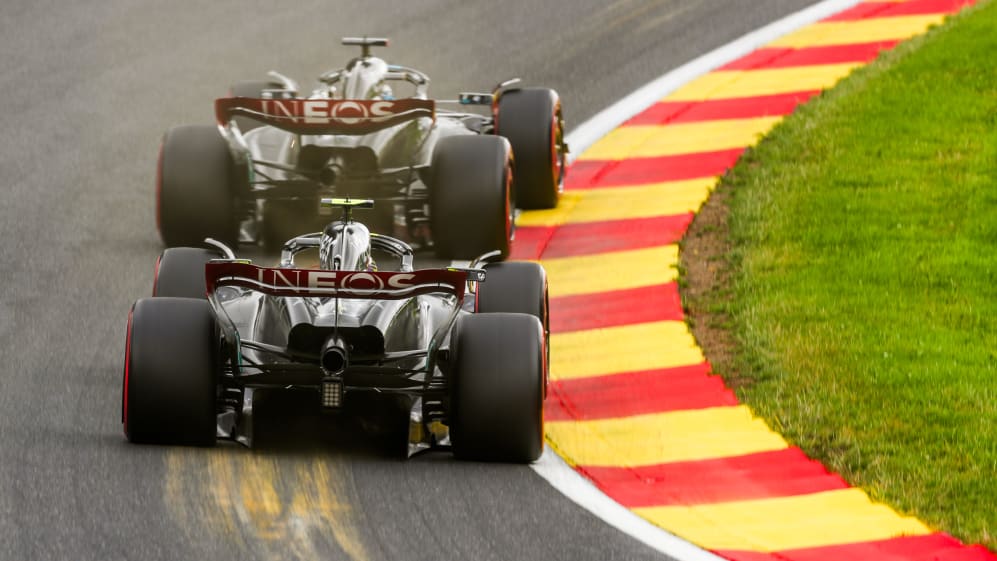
152,247,221,299
157,125,242,247
229,80,283,132
475,261,550,382
476,261,548,321
430,135,512,259
495,88,565,210
123,298,217,446
450,313,545,463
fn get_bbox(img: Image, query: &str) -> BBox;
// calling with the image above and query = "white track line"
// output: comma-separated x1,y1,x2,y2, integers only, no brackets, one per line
565,0,864,161
533,448,729,561
535,0,863,559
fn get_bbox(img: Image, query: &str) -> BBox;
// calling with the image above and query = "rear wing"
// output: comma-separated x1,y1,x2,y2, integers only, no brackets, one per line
205,261,480,300
215,97,435,135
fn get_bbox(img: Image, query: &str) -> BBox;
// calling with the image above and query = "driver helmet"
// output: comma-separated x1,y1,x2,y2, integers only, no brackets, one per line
320,222,375,271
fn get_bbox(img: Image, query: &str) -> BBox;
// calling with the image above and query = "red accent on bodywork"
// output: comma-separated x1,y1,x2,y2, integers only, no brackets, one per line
215,97,435,136
205,262,469,300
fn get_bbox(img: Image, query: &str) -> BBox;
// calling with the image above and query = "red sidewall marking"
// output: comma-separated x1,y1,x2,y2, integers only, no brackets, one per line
122,305,134,434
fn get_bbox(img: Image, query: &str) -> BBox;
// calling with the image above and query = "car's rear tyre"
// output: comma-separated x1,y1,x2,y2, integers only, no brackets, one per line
157,125,242,247
449,313,545,463
229,80,284,132
475,261,550,383
262,199,323,252
496,88,565,210
123,298,217,446
430,135,513,260
152,247,220,299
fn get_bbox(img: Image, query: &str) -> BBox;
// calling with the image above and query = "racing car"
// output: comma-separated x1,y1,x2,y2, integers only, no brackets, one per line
156,37,567,257
123,199,548,462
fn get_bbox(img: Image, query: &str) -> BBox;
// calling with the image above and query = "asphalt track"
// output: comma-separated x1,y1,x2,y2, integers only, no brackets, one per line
0,2,822,559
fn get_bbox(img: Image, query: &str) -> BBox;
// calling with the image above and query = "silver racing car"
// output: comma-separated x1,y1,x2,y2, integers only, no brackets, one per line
156,37,567,257
123,199,549,462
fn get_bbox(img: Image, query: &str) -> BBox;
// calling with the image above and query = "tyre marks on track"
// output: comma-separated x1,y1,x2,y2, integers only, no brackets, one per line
165,450,371,561
515,1,995,559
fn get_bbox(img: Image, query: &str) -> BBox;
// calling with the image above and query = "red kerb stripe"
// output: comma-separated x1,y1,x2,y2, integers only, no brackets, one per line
825,0,976,21
510,226,555,260
577,448,848,507
550,214,692,258
625,91,819,126
716,533,997,561
720,42,898,71
546,363,737,421
568,149,743,189
550,284,683,333
512,214,692,260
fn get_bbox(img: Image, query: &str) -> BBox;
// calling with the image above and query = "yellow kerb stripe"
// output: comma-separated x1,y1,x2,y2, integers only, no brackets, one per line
542,245,677,298
634,488,931,552
664,63,860,101
579,117,783,161
546,405,788,466
768,15,947,48
517,178,715,228
551,320,703,381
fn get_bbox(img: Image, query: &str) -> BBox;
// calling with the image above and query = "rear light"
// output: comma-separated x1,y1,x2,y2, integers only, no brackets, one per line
321,381,343,408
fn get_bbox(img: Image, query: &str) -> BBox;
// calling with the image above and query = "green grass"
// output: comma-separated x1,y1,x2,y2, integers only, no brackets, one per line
702,0,997,548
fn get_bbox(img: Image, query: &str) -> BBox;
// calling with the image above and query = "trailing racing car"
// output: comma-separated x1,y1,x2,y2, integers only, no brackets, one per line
157,37,567,257
123,199,549,462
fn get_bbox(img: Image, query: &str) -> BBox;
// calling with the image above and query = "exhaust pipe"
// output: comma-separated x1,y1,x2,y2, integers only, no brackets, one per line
321,334,349,375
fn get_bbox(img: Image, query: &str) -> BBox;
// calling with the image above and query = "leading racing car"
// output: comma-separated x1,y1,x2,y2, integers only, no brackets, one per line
156,37,567,257
123,199,549,462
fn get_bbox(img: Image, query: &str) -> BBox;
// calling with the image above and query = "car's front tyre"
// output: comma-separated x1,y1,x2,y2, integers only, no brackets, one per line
475,261,550,384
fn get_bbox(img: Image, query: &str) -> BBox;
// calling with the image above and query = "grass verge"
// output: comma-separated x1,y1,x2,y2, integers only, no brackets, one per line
681,0,997,548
